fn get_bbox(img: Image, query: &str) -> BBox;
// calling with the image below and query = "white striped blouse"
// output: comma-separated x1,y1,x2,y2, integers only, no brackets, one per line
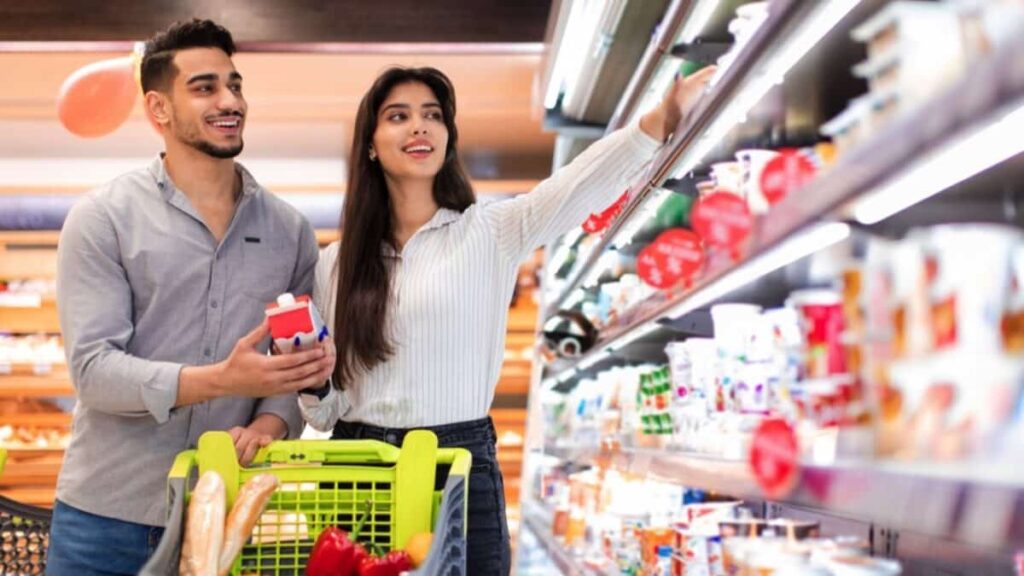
300,122,661,430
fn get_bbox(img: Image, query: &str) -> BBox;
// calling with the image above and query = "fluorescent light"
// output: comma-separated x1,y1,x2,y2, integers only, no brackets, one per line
667,222,851,319
608,321,660,351
672,0,861,179
583,249,621,288
578,352,607,371
611,189,674,249
853,100,1024,224
678,0,722,44
545,0,602,109
563,289,585,310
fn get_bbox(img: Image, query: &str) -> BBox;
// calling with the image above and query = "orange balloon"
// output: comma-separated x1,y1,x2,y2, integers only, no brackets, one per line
57,56,138,138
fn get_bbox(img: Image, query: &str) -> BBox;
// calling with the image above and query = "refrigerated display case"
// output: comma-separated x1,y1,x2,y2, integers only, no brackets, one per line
520,0,1024,574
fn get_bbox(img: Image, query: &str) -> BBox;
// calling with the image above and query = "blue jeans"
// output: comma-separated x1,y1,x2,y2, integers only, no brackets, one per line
46,500,164,576
334,416,512,576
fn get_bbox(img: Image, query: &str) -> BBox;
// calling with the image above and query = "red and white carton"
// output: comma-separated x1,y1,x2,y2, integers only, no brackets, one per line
265,293,328,354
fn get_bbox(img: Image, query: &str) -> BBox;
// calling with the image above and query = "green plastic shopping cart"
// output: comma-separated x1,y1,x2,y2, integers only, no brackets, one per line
141,430,470,576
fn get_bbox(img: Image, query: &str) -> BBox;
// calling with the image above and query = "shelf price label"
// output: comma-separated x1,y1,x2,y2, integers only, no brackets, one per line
637,229,705,289
749,418,799,499
690,191,753,259
582,191,630,234
759,149,817,205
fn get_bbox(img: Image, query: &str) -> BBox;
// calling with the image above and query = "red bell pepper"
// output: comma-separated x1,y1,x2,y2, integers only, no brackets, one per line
306,501,373,576
357,550,413,576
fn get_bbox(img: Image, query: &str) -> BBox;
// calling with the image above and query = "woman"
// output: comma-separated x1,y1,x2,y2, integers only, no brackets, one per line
300,65,716,574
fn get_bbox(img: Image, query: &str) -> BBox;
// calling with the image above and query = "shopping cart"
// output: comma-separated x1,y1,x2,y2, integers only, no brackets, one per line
0,448,52,575
141,430,470,576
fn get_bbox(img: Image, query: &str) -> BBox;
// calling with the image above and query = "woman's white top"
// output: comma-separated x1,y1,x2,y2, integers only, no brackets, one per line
299,122,661,431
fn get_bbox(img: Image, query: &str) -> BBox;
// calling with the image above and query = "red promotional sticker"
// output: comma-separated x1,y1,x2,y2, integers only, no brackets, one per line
582,191,630,234
759,149,816,205
637,246,676,289
749,418,800,499
649,228,705,286
690,191,753,253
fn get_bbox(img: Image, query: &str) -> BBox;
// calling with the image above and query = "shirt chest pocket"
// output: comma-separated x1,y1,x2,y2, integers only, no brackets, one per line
237,239,296,303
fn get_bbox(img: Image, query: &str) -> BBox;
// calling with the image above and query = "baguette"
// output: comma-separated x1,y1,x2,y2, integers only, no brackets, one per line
180,471,226,576
217,473,280,575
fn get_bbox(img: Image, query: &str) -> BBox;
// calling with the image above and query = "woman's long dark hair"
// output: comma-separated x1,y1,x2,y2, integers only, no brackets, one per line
333,67,475,388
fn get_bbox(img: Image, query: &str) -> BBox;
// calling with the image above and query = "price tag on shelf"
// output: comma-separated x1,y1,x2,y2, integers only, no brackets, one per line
0,362,10,375
637,228,706,290
637,247,676,289
749,418,799,499
759,149,817,205
582,191,630,234
32,362,52,376
690,191,753,258
649,228,705,288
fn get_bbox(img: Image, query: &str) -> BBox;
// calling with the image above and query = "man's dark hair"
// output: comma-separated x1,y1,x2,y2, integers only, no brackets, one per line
140,19,236,94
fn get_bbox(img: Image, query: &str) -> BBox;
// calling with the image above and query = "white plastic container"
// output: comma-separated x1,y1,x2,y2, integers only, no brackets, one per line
851,2,967,110
711,303,763,358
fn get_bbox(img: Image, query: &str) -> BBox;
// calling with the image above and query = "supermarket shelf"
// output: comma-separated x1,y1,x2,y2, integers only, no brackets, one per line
0,249,57,280
0,412,71,427
0,296,60,333
0,446,65,459
544,444,1024,552
545,4,1024,323
0,230,60,248
543,28,1024,385
542,0,832,318
520,498,607,576
0,374,74,398
0,459,61,487
0,488,54,508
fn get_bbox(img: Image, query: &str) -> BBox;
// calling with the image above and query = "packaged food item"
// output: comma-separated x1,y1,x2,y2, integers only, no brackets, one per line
851,1,967,109
718,518,768,539
735,149,780,215
820,95,874,158
765,519,821,541
787,290,846,378
711,162,745,195
265,293,329,354
712,304,763,358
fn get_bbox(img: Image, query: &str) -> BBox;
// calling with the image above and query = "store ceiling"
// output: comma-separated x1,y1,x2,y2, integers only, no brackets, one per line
0,1,558,193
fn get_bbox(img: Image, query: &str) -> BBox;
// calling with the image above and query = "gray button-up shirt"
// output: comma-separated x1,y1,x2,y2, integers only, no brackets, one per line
55,156,316,526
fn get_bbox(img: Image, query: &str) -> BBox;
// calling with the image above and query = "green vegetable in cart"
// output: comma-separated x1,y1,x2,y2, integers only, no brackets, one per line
356,550,413,576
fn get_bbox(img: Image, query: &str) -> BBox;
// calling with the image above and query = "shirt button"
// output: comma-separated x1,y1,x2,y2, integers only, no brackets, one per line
203,348,212,357
211,301,218,309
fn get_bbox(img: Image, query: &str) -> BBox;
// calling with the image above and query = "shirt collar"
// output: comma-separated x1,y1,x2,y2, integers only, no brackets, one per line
147,153,261,201
380,208,463,257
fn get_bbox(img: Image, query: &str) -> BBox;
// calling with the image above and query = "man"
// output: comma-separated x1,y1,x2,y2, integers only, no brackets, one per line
46,19,334,575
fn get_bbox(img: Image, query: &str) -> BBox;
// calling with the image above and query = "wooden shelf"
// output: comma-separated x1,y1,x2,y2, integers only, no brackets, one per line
0,374,74,398
0,459,61,487
0,446,65,460
0,297,60,333
0,412,71,427
0,487,54,508
0,249,57,280
0,231,60,248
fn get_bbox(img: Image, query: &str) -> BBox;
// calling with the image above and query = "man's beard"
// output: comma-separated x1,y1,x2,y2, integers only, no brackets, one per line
190,137,243,159
173,112,244,159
